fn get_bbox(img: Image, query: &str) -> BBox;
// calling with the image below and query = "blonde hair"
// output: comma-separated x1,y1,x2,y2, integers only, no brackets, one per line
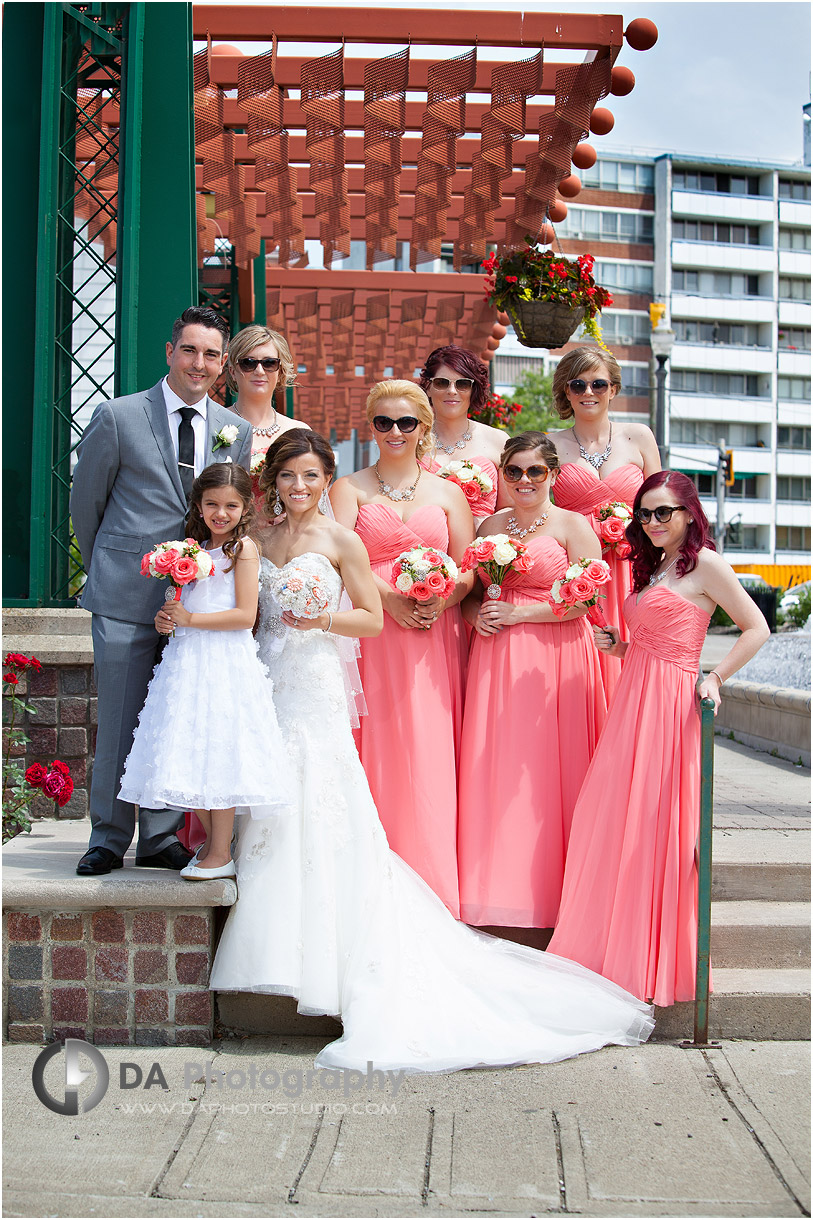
226,325,295,394
552,346,622,420
366,380,435,461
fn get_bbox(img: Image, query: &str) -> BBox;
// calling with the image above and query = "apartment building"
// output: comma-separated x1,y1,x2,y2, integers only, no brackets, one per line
493,150,811,583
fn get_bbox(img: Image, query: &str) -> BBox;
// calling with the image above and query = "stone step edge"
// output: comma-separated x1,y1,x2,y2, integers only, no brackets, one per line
2,874,238,911
711,900,811,926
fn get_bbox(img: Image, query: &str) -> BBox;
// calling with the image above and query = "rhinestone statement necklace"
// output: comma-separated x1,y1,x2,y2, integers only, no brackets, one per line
649,555,679,587
506,511,549,539
375,461,422,502
236,408,281,439
573,422,613,471
431,426,472,456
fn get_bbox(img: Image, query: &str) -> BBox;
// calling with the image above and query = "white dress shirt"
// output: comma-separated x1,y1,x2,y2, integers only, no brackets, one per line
162,377,208,478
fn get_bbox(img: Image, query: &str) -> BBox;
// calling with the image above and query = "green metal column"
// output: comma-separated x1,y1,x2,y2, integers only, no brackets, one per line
2,3,46,600
253,239,267,325
117,2,196,393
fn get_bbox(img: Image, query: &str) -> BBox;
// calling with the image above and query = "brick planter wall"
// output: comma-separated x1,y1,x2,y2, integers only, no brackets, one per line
4,907,215,1046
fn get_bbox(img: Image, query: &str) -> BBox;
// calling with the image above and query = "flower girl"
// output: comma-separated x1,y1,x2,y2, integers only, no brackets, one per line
118,463,293,878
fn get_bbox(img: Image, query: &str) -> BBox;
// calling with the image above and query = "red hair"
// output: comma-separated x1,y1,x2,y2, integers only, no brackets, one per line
419,345,491,411
628,471,716,592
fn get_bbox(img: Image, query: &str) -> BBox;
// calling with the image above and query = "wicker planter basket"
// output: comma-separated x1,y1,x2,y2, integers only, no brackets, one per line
505,299,585,350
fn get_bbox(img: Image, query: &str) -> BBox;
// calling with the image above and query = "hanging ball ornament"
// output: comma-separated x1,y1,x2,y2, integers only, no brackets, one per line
548,199,568,223
610,66,636,95
211,43,245,55
492,323,508,340
558,174,582,199
572,143,597,170
590,108,615,135
497,311,510,326
480,348,495,362
537,222,555,246
486,336,500,351
625,18,659,50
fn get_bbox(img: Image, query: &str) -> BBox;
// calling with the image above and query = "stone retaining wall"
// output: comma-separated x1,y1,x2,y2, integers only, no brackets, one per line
716,680,811,766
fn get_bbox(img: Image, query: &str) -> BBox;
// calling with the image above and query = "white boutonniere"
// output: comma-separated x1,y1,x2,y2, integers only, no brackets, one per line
213,424,239,452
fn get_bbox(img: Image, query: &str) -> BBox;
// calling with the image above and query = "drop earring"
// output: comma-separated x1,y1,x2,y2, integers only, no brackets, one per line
319,488,330,513
272,492,283,517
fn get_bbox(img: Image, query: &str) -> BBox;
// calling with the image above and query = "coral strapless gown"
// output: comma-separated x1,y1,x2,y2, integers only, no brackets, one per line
548,586,711,1006
354,502,468,917
421,455,499,520
553,462,644,700
458,536,608,928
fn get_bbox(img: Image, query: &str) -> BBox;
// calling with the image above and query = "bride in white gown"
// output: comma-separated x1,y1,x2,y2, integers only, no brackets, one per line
210,428,654,1071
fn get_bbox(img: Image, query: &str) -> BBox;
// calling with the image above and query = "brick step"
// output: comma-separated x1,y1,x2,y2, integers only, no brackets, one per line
711,900,810,968
653,969,811,1041
712,828,810,901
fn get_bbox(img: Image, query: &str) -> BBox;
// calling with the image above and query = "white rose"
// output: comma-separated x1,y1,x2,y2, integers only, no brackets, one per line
456,467,474,482
492,542,516,565
166,540,187,554
444,557,459,579
612,505,629,519
446,461,463,475
220,424,239,444
490,534,510,547
565,562,582,579
195,551,214,578
395,572,413,593
478,471,494,493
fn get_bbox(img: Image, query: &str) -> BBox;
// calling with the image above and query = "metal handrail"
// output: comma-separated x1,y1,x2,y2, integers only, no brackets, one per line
693,697,717,1044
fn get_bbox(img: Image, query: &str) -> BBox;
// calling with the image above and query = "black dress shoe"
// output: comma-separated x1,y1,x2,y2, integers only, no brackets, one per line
135,841,193,870
76,846,124,876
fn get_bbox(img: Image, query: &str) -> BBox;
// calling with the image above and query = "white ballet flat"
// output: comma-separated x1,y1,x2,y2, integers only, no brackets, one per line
180,860,236,880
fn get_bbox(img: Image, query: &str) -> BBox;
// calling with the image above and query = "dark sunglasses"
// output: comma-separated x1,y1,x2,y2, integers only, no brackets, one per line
237,357,281,372
634,505,687,524
372,415,421,434
503,463,550,483
429,377,474,393
567,378,611,394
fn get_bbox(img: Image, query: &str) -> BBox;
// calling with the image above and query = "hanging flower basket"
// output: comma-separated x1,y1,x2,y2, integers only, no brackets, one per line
482,241,613,351
504,299,586,350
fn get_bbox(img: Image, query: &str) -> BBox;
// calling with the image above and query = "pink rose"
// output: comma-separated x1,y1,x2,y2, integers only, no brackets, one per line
410,581,433,602
602,516,626,542
514,553,533,572
461,481,480,504
55,776,74,808
461,547,477,573
615,541,632,559
140,554,152,576
442,577,456,598
171,557,198,584
392,561,405,583
42,770,67,800
558,580,580,605
584,560,611,585
426,571,446,594
476,538,496,562
421,550,444,566
153,549,179,575
568,573,595,601
549,598,571,618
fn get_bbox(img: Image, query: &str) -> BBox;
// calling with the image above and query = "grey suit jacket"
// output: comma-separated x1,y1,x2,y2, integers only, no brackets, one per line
70,380,252,624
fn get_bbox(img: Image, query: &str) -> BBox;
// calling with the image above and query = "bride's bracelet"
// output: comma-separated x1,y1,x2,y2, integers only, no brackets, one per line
325,611,333,633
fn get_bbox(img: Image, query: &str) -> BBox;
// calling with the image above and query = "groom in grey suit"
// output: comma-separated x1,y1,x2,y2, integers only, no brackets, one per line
71,306,252,875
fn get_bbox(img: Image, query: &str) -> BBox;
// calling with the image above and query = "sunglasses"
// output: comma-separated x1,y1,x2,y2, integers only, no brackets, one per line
503,464,550,483
567,378,611,394
372,415,421,434
429,377,474,393
237,357,281,372
634,505,687,524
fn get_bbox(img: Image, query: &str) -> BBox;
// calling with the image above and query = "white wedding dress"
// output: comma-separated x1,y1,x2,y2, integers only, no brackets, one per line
209,553,655,1072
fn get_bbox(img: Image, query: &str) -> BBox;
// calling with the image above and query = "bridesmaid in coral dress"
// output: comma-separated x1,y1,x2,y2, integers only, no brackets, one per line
331,380,475,917
458,433,607,935
418,345,508,524
546,347,660,700
549,473,769,1005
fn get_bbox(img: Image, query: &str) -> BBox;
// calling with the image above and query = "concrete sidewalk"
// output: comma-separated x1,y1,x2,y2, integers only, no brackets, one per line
2,1037,809,1217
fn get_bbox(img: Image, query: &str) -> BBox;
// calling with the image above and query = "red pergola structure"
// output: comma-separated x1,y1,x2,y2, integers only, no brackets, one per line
191,5,658,437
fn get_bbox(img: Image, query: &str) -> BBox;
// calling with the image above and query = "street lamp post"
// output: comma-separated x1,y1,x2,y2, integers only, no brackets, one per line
650,319,675,468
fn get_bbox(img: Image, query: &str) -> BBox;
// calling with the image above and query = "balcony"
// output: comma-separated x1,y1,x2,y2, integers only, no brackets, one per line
777,451,812,477
670,444,773,476
671,342,775,374
779,250,811,277
669,394,775,424
778,300,812,327
776,503,812,527
779,201,811,226
699,496,775,527
670,293,776,324
672,190,775,224
778,350,811,376
671,241,775,273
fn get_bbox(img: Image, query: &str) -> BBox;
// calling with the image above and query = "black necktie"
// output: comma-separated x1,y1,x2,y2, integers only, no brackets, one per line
178,407,196,500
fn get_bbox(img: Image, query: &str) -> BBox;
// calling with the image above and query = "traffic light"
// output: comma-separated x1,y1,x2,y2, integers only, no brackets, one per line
723,450,735,486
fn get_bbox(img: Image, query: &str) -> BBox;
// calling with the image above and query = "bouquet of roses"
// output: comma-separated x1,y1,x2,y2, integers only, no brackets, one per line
141,538,214,605
548,556,612,624
250,451,266,497
391,547,458,603
461,534,531,600
267,564,331,620
438,460,495,514
24,759,74,808
594,501,632,559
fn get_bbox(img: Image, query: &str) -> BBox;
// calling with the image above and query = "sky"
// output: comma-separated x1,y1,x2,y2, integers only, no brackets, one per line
214,0,811,166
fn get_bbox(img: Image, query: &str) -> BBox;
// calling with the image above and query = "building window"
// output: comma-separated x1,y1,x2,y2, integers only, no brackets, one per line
727,476,760,499
778,179,811,201
687,472,716,496
673,170,765,196
594,260,654,292
776,525,812,550
673,269,762,297
777,425,811,449
558,207,653,244
673,319,763,347
581,159,654,193
777,377,811,400
673,220,762,246
778,328,812,351
671,419,761,446
577,312,651,346
778,277,812,302
779,227,812,250
777,476,811,501
725,525,762,551
670,371,764,399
